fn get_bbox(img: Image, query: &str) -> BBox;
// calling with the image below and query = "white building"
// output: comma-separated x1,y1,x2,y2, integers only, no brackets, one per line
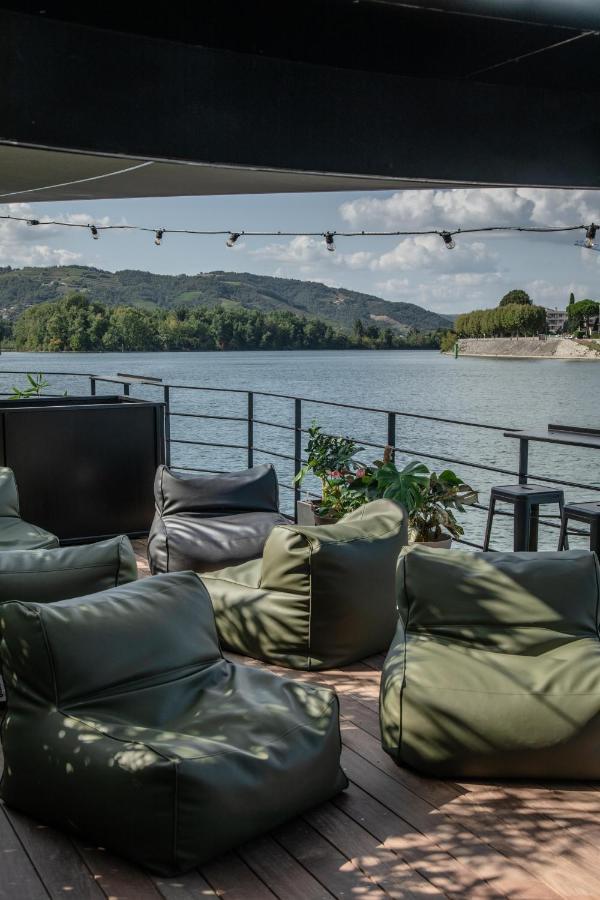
545,308,568,333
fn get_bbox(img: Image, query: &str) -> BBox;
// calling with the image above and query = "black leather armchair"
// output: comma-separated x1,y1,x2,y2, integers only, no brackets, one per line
148,463,288,574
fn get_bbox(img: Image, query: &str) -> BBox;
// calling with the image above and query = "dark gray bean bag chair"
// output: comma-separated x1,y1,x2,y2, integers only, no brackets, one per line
0,571,347,874
381,547,600,779
148,463,288,574
203,499,408,670
0,467,58,551
0,536,137,703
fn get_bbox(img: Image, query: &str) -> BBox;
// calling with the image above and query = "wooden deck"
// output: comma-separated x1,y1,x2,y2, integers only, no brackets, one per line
2,544,600,899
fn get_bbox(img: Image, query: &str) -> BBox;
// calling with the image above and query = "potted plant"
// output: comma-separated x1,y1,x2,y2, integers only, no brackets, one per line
294,422,364,524
349,453,478,547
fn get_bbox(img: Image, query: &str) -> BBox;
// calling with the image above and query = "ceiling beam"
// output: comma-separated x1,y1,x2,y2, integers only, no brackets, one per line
2,9,600,193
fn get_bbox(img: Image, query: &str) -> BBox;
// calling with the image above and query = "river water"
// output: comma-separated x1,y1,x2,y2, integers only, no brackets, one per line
1,349,598,550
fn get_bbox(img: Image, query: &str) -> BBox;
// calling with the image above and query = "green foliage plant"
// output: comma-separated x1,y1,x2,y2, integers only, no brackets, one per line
10,372,50,399
350,454,478,542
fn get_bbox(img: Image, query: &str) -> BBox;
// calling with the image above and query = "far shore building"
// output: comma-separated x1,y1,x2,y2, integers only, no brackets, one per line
545,307,568,333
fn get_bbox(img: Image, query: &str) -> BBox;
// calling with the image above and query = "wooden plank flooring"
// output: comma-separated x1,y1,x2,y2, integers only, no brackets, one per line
1,543,600,898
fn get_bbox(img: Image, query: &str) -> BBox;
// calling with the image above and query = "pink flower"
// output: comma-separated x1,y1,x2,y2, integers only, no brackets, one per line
329,470,342,479
356,468,366,478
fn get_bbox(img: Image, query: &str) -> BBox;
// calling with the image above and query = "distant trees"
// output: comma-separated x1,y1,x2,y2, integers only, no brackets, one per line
455,303,546,338
567,300,600,336
12,294,443,352
498,290,531,307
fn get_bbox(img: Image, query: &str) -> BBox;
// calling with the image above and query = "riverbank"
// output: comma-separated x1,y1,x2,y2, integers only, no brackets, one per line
456,337,600,360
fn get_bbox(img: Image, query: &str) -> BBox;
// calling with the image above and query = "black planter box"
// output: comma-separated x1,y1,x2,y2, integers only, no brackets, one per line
0,395,165,542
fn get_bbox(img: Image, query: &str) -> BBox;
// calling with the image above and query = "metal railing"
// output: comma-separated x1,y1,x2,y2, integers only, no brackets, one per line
1,367,598,550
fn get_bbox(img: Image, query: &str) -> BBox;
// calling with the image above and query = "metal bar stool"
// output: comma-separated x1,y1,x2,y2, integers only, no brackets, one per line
558,501,600,555
483,484,566,551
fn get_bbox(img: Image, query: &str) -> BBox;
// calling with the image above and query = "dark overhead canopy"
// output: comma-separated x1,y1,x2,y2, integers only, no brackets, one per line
1,2,599,200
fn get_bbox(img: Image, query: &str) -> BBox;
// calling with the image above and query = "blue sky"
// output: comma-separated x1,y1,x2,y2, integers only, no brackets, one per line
1,187,599,315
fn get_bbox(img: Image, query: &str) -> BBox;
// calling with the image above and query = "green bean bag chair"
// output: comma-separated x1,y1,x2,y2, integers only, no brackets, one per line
203,499,408,670
0,572,346,874
381,547,600,779
0,534,137,602
0,535,137,703
0,467,58,550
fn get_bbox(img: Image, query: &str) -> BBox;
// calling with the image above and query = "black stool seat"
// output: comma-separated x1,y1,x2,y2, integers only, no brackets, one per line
490,484,564,504
559,501,600,555
483,484,566,552
562,501,600,519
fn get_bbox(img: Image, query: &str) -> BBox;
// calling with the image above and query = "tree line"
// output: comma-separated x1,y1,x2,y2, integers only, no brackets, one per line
454,303,547,338
10,294,443,352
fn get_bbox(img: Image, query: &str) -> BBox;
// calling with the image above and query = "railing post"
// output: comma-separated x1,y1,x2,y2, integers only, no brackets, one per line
89,377,96,396
294,398,302,516
122,382,130,396
387,412,396,461
163,385,171,466
247,392,254,468
518,437,529,485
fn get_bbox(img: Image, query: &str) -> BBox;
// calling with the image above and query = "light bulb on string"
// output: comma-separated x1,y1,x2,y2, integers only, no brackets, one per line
324,232,336,252
155,229,164,246
440,231,456,249
226,232,241,247
89,225,99,240
585,223,597,249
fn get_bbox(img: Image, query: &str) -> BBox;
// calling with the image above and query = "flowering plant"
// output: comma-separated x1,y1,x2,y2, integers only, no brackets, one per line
294,422,365,519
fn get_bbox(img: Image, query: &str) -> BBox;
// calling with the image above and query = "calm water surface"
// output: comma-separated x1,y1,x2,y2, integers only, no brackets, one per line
1,350,598,549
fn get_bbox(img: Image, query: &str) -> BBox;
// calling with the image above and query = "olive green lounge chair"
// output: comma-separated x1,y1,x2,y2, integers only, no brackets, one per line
0,572,347,874
0,467,58,550
0,535,137,703
202,499,408,670
380,547,600,779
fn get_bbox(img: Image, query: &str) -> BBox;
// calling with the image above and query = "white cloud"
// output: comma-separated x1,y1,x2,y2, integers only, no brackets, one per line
339,188,600,232
251,235,374,276
524,279,592,305
0,202,120,267
369,234,499,274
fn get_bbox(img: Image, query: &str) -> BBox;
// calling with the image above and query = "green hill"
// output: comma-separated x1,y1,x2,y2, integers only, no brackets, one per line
0,266,451,332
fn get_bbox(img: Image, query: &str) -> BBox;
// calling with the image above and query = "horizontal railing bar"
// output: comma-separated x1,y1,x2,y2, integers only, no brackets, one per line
0,369,94,377
170,412,248,422
169,439,248,450
50,371,515,432
252,418,297,432
453,537,484,549
252,447,297,461
171,466,235,475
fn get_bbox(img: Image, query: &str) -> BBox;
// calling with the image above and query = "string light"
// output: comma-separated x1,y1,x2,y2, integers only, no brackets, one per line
0,213,596,254
585,223,597,248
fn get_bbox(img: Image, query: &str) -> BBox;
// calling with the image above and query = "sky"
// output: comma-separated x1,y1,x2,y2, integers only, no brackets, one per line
1,187,599,315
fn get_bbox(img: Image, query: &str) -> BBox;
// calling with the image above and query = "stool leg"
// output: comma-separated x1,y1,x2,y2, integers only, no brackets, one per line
513,499,530,552
558,513,568,551
557,497,569,550
483,497,496,551
528,503,539,551
590,519,600,557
